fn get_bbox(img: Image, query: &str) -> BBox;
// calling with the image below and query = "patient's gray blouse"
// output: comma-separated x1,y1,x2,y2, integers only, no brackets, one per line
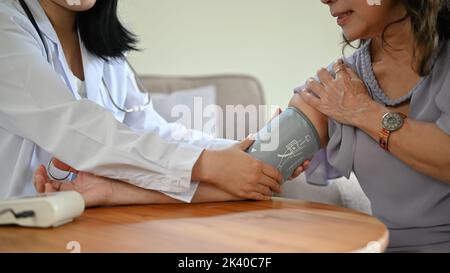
294,40,450,252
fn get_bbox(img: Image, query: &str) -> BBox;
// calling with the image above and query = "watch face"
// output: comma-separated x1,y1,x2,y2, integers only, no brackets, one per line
382,113,404,132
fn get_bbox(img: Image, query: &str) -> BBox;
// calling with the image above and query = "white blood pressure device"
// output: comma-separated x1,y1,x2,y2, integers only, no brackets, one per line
0,191,85,228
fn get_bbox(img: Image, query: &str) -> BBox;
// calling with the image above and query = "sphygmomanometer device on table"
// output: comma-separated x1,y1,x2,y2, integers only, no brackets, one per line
0,191,85,228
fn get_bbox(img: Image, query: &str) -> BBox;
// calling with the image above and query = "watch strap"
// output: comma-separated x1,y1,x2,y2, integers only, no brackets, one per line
379,112,407,152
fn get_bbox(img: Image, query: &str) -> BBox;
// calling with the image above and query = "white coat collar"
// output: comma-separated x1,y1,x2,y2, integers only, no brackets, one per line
80,38,104,104
22,0,105,104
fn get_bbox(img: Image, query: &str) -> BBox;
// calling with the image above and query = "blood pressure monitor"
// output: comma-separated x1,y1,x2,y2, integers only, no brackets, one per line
0,191,85,228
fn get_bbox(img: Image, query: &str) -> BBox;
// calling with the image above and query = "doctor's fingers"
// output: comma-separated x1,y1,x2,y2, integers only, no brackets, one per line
289,165,305,180
261,162,283,184
291,160,311,179
255,184,273,197
258,175,282,193
269,107,283,122
247,192,272,201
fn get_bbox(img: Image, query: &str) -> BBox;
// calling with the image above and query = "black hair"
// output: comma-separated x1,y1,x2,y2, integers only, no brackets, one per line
76,0,138,61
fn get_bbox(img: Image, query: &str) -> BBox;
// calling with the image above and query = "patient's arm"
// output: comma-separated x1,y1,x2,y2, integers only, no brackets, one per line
33,165,240,208
288,92,329,148
33,96,327,208
107,178,241,205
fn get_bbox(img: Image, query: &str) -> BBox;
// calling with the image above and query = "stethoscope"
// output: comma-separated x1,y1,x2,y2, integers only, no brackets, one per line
18,0,152,114
18,0,152,180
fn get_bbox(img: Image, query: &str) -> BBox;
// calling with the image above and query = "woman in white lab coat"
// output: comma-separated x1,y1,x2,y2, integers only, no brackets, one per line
0,0,305,207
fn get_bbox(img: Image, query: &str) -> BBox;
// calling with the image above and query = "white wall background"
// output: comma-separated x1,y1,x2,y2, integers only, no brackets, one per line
118,0,343,108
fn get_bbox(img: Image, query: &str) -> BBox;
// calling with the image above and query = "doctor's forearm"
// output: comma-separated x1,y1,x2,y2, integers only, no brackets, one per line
192,183,242,203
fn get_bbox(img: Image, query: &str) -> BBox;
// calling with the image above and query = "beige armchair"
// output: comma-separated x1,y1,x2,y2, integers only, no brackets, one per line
138,74,371,214
139,74,265,140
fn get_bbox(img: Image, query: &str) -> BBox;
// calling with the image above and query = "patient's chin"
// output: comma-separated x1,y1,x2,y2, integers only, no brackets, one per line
342,28,364,43
342,21,375,43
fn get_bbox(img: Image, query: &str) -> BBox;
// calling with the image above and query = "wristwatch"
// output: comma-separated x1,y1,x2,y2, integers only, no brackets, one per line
379,112,407,151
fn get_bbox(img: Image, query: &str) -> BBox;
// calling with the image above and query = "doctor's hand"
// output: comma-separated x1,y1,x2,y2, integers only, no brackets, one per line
192,137,283,201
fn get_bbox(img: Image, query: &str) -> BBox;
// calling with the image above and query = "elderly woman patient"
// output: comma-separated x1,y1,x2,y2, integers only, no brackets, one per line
33,0,450,252
288,0,450,252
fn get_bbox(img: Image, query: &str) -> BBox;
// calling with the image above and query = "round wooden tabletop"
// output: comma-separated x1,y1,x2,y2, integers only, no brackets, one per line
0,198,388,253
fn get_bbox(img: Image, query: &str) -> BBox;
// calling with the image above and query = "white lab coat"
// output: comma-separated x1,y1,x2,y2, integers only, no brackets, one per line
0,0,235,202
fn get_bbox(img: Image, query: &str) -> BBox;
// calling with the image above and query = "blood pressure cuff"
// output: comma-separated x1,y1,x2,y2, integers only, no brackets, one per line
246,107,320,181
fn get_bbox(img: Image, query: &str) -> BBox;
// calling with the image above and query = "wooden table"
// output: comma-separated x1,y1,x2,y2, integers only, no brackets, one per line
0,198,388,253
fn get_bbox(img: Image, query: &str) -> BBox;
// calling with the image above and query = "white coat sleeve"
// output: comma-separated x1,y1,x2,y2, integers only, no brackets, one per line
0,9,204,195
121,63,238,202
122,63,237,150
